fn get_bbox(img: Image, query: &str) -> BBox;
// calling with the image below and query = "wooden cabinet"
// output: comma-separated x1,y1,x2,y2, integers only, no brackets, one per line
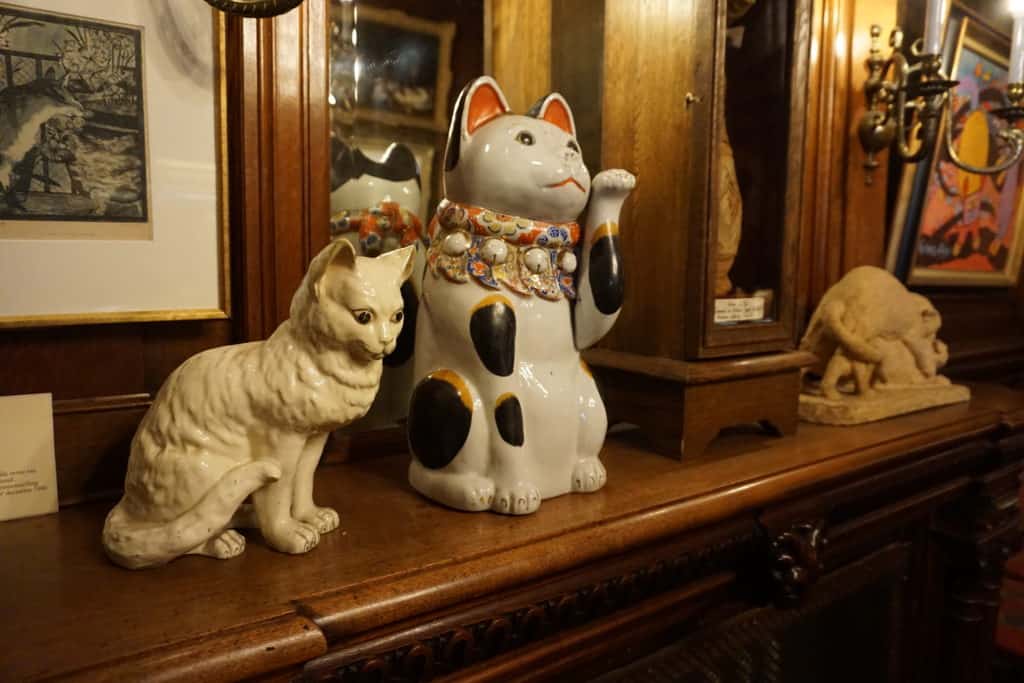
4,1,1024,681
3,384,1022,681
486,0,819,458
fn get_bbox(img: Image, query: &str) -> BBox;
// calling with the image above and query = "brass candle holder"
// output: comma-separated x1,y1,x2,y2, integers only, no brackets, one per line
859,24,1024,182
858,25,958,184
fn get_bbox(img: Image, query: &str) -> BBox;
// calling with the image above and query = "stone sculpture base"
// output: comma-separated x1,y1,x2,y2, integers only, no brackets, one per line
799,383,971,426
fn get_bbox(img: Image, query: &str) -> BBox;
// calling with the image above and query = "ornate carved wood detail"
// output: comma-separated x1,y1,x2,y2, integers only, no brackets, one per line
303,530,762,682
591,544,909,683
932,454,1024,683
768,520,827,605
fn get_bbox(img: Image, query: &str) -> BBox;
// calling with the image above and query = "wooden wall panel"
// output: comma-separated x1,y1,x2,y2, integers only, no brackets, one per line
230,0,331,341
841,0,897,273
799,0,896,319
52,395,149,506
489,0,551,112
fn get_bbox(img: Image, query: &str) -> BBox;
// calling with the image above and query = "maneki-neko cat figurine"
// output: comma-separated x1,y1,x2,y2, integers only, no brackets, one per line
102,240,415,568
407,76,635,515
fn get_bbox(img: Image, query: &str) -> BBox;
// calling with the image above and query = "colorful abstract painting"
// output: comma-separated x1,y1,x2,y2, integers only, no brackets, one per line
907,17,1024,286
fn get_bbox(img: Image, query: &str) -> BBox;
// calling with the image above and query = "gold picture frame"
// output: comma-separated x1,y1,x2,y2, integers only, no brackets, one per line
348,6,455,133
0,3,230,327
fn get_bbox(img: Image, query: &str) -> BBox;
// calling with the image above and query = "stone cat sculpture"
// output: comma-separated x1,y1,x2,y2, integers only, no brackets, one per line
329,140,425,429
798,266,968,425
102,240,415,568
407,76,635,515
800,266,943,399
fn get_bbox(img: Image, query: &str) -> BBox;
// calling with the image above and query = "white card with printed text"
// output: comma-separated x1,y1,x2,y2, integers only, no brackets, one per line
0,393,58,522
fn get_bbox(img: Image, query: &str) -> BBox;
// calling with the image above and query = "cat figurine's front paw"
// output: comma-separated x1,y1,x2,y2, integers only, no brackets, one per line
296,506,340,534
492,483,542,515
190,529,247,560
571,458,607,493
591,169,636,199
263,519,321,554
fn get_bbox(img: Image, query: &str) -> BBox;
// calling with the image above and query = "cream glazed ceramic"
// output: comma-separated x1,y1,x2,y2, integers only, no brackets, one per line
407,76,636,515
329,141,426,429
102,240,415,568
798,266,969,425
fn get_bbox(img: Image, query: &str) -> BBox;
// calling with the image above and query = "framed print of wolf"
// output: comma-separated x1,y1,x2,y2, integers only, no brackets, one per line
0,4,150,239
0,1,229,328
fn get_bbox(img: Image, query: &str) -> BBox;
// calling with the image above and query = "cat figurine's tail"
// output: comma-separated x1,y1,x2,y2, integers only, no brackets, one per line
101,460,281,569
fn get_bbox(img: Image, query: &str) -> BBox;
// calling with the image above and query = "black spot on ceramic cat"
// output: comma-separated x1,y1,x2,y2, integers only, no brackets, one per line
469,295,516,377
494,393,524,446
408,370,473,469
588,222,624,315
384,281,418,368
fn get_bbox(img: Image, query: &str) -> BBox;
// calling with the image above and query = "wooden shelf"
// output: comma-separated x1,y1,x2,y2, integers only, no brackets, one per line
3,383,1023,681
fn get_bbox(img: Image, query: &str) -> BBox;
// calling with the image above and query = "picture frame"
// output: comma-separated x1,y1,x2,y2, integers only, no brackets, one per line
349,6,455,133
0,1,229,328
887,6,1024,287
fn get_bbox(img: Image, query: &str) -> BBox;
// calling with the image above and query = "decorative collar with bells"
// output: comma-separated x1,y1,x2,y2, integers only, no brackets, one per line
425,199,579,300
329,201,422,255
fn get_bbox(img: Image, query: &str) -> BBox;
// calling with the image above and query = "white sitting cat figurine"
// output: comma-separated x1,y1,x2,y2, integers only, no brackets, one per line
103,240,414,568
408,76,635,515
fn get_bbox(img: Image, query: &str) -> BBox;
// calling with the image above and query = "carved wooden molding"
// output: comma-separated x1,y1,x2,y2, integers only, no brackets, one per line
593,544,909,683
52,393,152,415
768,520,827,605
303,530,761,682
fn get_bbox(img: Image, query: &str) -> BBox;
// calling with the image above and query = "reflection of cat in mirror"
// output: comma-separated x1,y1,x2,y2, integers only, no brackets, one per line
102,240,415,569
330,139,426,428
330,139,424,236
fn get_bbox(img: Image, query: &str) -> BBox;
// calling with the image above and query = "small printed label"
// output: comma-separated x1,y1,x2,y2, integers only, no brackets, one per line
727,26,745,49
714,296,766,324
0,393,57,522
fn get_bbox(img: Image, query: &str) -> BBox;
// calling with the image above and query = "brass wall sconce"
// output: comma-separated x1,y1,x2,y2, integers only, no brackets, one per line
857,1,1024,184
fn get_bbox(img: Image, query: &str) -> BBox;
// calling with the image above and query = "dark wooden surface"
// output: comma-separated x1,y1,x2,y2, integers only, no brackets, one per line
2,382,1022,681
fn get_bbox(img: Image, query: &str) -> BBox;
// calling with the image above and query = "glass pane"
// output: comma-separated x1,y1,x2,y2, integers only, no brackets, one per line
328,0,484,432
714,0,794,326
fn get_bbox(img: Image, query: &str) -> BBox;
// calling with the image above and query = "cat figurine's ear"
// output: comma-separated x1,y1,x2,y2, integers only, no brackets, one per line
378,244,416,283
312,238,358,302
528,92,577,137
445,76,510,171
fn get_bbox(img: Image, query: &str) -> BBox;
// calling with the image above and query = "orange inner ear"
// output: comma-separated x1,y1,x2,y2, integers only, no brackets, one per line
466,84,507,134
541,99,574,135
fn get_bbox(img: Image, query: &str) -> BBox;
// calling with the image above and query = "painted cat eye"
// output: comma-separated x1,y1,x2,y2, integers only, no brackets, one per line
515,131,535,146
353,310,373,325
568,140,580,153
391,310,404,323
